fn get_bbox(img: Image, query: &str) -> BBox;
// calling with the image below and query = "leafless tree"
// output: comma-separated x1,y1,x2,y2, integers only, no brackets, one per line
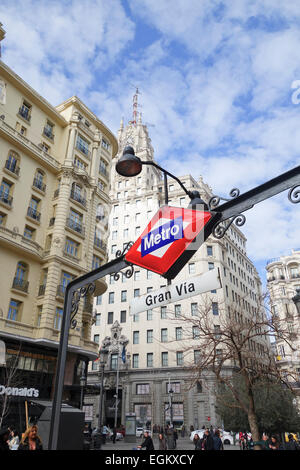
167,293,299,449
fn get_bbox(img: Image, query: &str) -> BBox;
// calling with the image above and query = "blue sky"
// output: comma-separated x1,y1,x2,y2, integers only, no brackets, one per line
0,0,300,287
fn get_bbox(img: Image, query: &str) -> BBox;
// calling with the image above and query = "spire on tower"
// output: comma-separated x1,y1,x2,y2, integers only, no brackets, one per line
129,87,140,126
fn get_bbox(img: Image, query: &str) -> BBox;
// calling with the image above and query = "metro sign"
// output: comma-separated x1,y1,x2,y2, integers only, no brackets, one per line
125,205,221,279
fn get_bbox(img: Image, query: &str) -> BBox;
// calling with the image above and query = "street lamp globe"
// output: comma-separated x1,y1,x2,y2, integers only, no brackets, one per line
99,348,109,366
116,146,142,177
292,288,300,314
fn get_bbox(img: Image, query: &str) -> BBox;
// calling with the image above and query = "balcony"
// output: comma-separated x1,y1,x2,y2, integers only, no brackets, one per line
94,236,107,252
38,284,46,296
70,189,86,207
66,218,85,236
18,106,31,122
0,193,13,207
4,159,20,177
27,207,41,222
12,277,29,293
32,177,46,193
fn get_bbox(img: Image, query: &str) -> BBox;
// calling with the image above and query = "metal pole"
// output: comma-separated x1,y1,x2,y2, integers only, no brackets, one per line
48,256,130,450
98,363,105,431
114,347,120,428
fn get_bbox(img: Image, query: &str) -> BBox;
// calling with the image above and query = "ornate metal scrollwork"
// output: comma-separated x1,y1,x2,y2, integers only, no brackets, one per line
288,185,300,204
212,214,246,239
70,282,96,329
113,242,135,281
208,188,240,210
115,241,134,258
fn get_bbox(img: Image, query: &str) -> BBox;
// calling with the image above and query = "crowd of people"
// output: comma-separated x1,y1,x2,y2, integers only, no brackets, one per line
0,425,43,451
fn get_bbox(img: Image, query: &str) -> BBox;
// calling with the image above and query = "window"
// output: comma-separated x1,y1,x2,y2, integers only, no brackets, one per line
95,313,101,326
93,335,99,344
176,327,183,340
134,289,140,298
43,120,54,140
176,352,183,366
107,312,113,324
7,299,21,321
194,350,201,364
54,307,63,330
74,156,87,171
120,310,126,323
121,290,127,302
111,245,117,255
191,303,197,315
76,134,90,155
19,100,31,121
133,313,139,322
134,271,140,281
212,302,219,315
188,263,195,274
147,330,153,343
111,353,118,370
112,230,118,240
207,245,213,256
132,354,139,368
123,228,129,239
108,292,114,304
161,352,168,366
147,309,152,321
124,215,129,224
96,295,102,305
113,217,118,226
161,328,168,342
23,225,35,240
133,331,139,344
193,326,200,339
136,384,150,394
161,306,167,319
147,353,153,368
167,382,181,393
208,262,214,270
175,304,181,318
92,255,101,270
214,325,221,339
101,138,110,150
36,305,43,327
65,238,80,258
0,212,6,226
6,151,20,175
147,270,153,279
28,196,41,221
0,179,13,205
60,271,73,295
180,197,185,206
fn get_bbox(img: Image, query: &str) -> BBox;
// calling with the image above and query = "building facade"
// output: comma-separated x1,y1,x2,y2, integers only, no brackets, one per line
88,111,266,431
0,28,117,430
266,249,300,407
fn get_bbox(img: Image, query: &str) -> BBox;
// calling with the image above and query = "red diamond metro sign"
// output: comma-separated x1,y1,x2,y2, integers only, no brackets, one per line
125,205,221,280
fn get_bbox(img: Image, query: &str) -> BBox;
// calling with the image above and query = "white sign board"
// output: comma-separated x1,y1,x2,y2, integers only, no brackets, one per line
130,268,222,316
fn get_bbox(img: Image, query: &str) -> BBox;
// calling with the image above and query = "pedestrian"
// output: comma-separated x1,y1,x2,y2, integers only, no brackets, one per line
0,428,10,451
8,429,20,450
137,430,154,450
181,425,185,438
83,424,91,450
102,424,108,444
158,433,167,450
18,425,43,450
253,432,271,450
285,434,299,450
243,431,249,450
268,435,281,450
193,433,202,450
173,428,178,449
201,428,214,450
166,426,175,449
213,430,224,450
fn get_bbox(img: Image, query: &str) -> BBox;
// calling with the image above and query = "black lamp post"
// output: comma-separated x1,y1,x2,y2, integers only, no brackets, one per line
116,146,208,208
80,373,86,410
94,348,109,450
292,288,300,314
168,386,174,428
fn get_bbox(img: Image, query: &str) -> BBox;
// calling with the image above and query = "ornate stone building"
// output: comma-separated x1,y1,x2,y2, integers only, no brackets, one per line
0,28,117,429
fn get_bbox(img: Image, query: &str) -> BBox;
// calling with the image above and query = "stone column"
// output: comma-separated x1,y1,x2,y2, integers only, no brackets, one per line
65,123,78,166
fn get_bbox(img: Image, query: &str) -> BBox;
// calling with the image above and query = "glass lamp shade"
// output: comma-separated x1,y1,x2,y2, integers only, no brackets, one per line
99,348,109,365
115,146,142,177
80,374,87,387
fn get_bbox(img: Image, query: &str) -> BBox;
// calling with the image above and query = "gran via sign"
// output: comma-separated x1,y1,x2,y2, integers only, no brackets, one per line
0,385,39,397
130,268,222,316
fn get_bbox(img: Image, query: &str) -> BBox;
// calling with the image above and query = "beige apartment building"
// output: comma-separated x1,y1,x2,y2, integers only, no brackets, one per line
88,113,267,431
266,249,300,407
0,28,117,429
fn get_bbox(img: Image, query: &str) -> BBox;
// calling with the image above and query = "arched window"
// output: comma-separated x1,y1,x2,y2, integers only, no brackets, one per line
5,150,20,176
96,204,105,222
71,182,86,206
12,261,29,292
33,169,46,192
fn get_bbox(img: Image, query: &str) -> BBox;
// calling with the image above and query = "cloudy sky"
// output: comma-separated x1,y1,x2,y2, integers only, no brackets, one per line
1,0,300,286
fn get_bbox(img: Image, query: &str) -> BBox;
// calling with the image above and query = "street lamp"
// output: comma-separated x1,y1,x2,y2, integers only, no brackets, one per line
80,373,86,410
116,146,208,208
94,348,109,450
292,288,300,314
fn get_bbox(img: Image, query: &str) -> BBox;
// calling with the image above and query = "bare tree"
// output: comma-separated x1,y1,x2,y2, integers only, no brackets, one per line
170,293,299,449
0,347,22,428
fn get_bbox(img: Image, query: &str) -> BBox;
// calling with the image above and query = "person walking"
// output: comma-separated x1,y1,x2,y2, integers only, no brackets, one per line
83,424,91,450
285,434,299,450
18,425,43,450
112,427,117,444
158,433,167,450
253,433,270,450
102,424,108,444
8,429,20,450
268,435,281,450
201,428,214,450
193,433,202,450
181,425,185,438
213,430,224,450
166,426,175,449
137,430,155,450
173,428,178,449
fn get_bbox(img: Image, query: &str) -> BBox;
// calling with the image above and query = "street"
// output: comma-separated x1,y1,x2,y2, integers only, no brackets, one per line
98,435,240,451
